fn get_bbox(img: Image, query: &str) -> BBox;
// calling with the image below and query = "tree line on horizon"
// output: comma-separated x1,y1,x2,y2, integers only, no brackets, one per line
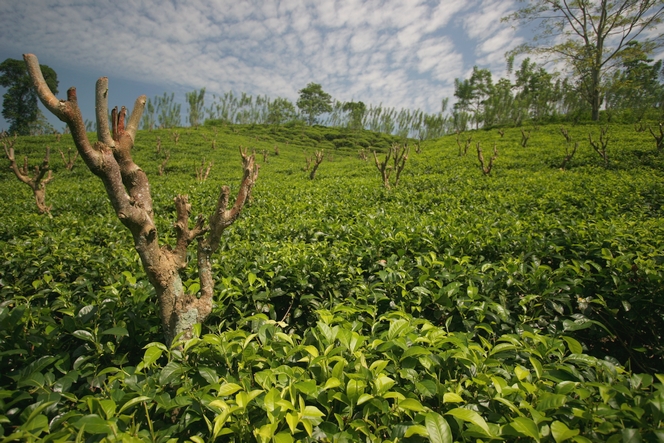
2,0,664,137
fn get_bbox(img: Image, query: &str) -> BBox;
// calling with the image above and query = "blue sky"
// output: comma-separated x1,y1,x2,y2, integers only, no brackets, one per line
2,0,544,132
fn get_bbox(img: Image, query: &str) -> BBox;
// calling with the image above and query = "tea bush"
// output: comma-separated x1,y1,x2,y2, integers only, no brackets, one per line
1,123,663,441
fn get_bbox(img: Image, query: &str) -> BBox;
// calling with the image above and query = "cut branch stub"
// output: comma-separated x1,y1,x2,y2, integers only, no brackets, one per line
59,148,78,171
3,134,54,214
649,123,664,151
195,158,213,182
589,126,610,168
309,150,324,180
560,141,578,171
24,53,259,345
373,143,408,189
477,142,497,176
520,129,530,147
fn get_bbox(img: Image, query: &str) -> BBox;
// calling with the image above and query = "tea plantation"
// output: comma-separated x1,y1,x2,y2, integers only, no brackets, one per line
1,122,663,442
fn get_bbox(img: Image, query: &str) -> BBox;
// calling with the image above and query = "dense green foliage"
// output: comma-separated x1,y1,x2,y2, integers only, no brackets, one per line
0,58,58,136
1,122,663,442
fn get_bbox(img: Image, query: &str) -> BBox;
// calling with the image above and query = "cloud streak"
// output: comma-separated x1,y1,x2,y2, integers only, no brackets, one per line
0,0,525,127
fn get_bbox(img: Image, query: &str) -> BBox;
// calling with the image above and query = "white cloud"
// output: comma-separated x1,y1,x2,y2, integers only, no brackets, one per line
0,0,534,128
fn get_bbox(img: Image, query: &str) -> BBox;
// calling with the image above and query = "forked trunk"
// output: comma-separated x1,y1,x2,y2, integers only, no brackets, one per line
24,53,258,344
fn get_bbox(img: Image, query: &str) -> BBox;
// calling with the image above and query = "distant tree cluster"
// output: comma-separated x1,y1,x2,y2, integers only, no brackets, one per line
3,0,663,136
0,58,58,135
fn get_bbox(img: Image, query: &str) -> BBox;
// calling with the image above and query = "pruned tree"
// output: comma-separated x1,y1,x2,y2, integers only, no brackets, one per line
521,129,531,147
373,143,409,189
309,150,324,180
561,141,579,170
477,142,498,176
195,158,213,182
560,126,572,143
649,122,664,151
456,131,472,156
589,126,610,167
158,151,170,176
559,126,578,169
24,53,259,343
58,147,78,171
2,134,53,214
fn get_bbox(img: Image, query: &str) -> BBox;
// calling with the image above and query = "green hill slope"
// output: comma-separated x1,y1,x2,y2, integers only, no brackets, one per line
1,123,663,442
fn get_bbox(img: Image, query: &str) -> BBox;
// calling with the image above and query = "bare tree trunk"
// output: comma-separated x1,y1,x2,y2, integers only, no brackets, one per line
24,53,258,343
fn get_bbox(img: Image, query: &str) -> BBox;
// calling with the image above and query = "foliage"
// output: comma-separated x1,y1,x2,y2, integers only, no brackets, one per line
155,93,182,129
296,83,333,126
267,98,297,127
0,58,58,135
503,0,664,121
605,41,664,120
1,123,664,441
187,88,206,128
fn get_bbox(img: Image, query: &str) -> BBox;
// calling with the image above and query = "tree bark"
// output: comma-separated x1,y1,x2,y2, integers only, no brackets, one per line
24,53,258,344
3,137,53,214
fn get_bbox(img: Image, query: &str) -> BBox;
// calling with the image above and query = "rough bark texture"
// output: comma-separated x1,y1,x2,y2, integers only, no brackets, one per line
24,53,259,344
3,135,53,214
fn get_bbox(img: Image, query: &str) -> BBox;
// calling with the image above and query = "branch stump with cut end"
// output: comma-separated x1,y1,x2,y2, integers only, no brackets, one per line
589,126,610,168
59,147,78,171
649,123,664,151
520,129,530,147
24,53,259,344
3,134,54,214
373,143,409,189
477,142,497,176
195,158,213,182
309,150,324,180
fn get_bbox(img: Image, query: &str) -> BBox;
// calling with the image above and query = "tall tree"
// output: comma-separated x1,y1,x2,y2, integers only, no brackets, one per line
454,67,494,129
605,41,664,118
504,0,664,121
0,58,58,135
186,87,205,128
342,101,366,130
155,92,181,128
297,83,333,125
266,97,297,126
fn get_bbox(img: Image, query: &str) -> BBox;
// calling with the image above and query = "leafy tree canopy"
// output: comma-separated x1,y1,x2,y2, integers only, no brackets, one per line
0,58,58,135
503,0,664,121
296,82,333,125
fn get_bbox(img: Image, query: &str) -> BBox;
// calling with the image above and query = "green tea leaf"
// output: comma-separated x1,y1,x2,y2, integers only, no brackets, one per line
446,408,491,436
426,412,452,443
550,420,580,442
510,417,541,442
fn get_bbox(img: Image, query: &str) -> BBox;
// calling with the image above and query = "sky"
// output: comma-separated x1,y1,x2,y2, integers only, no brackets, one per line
0,0,564,132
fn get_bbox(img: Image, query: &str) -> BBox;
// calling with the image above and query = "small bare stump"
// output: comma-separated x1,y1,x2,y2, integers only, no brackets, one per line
477,142,497,176
589,126,610,168
2,134,54,214
649,123,663,152
195,158,213,182
373,143,409,189
59,148,78,171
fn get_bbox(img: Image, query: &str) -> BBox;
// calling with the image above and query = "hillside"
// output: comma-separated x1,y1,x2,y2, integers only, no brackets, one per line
1,122,663,442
